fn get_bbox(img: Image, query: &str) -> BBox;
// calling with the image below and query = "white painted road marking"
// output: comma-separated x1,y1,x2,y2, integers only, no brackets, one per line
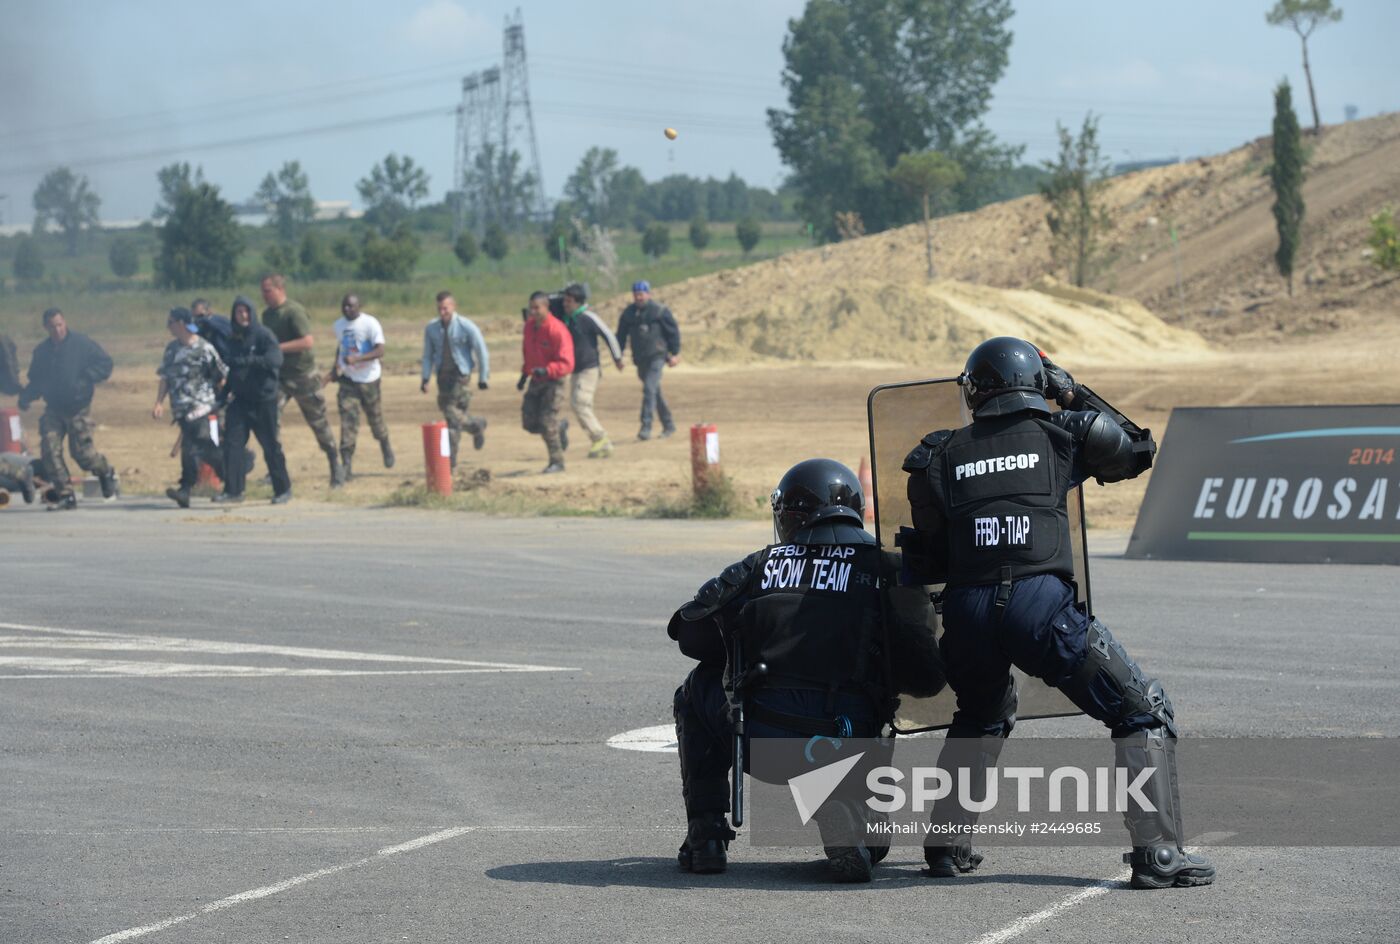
0,622,577,678
607,724,678,752
966,868,1130,944
965,839,1220,944
87,826,474,944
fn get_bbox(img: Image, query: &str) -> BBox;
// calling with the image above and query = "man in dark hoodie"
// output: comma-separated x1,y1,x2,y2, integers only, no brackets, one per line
17,308,117,508
219,295,291,504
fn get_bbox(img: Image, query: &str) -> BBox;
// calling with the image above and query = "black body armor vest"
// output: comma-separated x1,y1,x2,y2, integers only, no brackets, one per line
738,541,887,698
924,413,1077,587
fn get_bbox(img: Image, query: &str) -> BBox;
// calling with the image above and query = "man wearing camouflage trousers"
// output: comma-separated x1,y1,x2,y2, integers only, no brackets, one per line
17,307,117,509
152,307,228,508
260,273,345,487
421,290,490,471
329,293,394,479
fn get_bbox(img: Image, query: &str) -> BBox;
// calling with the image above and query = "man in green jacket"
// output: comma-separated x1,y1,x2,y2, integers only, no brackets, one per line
260,273,344,487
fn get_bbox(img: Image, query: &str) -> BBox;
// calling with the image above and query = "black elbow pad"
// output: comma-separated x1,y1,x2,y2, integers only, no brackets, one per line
1081,411,1138,482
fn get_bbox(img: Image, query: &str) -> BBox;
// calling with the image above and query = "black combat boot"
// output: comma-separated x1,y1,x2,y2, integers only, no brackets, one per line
1117,727,1216,889
98,469,118,500
677,814,735,874
381,439,396,467
1125,845,1216,889
815,800,874,883
925,841,984,878
340,448,354,481
165,486,191,509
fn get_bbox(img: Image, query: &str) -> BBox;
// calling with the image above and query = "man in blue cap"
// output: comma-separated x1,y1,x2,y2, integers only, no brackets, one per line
152,307,227,508
616,280,681,440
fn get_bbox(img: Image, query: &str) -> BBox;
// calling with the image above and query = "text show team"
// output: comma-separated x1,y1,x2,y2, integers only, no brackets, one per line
2,277,681,508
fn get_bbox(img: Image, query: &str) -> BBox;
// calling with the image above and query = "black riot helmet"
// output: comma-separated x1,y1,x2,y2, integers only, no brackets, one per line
770,458,865,543
961,336,1052,418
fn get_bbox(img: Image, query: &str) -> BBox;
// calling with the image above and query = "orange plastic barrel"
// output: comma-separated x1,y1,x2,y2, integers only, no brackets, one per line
689,423,719,494
0,407,21,453
422,421,452,495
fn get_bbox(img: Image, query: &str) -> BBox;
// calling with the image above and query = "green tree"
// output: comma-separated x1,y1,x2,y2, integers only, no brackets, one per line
641,222,671,259
689,214,712,250
1270,80,1306,296
736,217,762,255
544,218,579,263
331,236,360,268
1040,114,1113,288
356,224,421,282
153,162,204,220
255,161,315,243
482,222,510,264
155,182,244,290
768,0,1014,239
1368,206,1399,272
357,153,430,235
32,167,101,256
462,144,537,231
565,147,621,225
1267,0,1343,134
890,151,964,278
108,237,140,278
605,167,646,228
12,235,44,283
298,230,334,280
453,230,479,269
263,243,297,276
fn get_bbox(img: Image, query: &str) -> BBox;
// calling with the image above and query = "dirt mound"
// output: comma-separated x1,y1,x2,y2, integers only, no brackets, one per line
614,111,1400,354
631,273,1207,367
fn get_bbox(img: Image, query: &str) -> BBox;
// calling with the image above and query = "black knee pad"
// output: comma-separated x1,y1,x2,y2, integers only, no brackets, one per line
1072,618,1176,736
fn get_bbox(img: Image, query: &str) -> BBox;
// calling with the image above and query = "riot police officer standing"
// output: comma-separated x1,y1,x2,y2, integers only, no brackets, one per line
668,459,943,883
900,337,1215,889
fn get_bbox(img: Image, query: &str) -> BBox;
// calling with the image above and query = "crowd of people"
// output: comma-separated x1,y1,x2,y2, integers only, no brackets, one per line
0,276,682,508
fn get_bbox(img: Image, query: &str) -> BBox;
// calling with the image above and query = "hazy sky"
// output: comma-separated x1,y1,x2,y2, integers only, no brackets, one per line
1,0,1395,225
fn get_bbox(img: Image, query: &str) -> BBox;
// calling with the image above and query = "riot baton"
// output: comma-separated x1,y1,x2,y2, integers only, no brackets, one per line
730,633,746,826
728,635,767,828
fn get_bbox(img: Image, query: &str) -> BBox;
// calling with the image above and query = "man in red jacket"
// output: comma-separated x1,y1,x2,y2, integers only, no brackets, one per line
520,291,574,473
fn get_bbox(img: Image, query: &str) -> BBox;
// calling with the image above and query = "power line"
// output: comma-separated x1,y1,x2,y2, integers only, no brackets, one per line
0,56,498,144
0,106,456,180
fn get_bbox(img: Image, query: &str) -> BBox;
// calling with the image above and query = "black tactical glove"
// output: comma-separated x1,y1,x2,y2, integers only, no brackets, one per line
17,394,32,411
530,367,547,379
1039,352,1078,407
516,374,528,391
478,381,489,391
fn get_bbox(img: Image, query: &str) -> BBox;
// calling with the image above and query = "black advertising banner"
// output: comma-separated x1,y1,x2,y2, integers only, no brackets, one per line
1126,405,1400,564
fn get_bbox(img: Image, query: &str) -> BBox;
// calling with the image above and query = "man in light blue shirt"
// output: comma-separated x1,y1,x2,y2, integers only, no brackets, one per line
421,290,490,468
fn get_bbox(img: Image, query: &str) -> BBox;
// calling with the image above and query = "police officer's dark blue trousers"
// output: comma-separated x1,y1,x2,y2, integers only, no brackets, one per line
938,574,1166,737
672,663,879,819
928,573,1180,860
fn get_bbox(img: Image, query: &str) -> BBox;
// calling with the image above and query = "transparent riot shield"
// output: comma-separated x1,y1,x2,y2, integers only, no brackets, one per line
867,378,1089,733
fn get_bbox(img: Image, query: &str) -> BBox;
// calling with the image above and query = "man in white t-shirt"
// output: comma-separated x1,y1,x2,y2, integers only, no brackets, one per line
327,293,394,478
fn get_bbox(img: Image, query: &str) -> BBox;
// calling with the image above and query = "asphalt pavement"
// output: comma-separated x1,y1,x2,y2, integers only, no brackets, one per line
1,499,1396,943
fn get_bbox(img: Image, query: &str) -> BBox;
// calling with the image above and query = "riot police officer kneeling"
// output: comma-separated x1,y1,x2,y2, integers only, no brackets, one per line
900,337,1215,889
668,459,944,883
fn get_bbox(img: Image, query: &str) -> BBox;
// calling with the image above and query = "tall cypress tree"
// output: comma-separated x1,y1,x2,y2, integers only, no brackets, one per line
1270,80,1306,297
